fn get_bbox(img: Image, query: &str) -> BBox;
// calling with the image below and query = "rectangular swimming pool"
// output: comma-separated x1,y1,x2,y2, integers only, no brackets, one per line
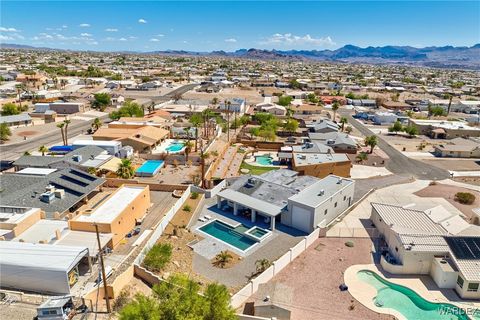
199,220,258,251
135,160,164,177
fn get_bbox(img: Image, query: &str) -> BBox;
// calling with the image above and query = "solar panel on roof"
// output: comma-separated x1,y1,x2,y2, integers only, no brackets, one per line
444,237,480,260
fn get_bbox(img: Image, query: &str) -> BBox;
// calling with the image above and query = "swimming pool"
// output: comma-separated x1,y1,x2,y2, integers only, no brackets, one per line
135,160,164,177
246,226,270,241
255,155,273,166
199,220,257,251
166,141,185,152
357,270,477,320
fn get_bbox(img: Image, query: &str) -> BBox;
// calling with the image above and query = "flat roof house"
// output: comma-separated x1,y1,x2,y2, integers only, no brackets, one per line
408,119,480,139
0,206,44,240
308,132,358,154
216,169,354,233
0,113,32,127
434,137,480,158
69,185,150,248
218,98,247,114
0,241,89,295
292,152,351,179
370,203,480,300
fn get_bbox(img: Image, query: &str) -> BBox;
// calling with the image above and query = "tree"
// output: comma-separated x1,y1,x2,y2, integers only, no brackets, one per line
57,122,66,146
283,119,299,134
92,93,111,111
189,113,202,152
403,125,419,138
200,149,210,188
345,126,353,134
277,95,293,107
255,259,272,273
0,123,12,142
38,145,48,156
92,117,102,131
204,282,236,320
258,127,276,141
63,119,71,145
428,105,446,117
249,127,260,140
119,294,161,320
388,121,403,134
340,117,348,131
356,152,368,164
142,243,172,272
214,251,233,268
365,135,378,154
117,159,135,179
110,101,144,120
289,79,301,89
1,103,20,116
331,101,340,121
211,97,219,105
307,93,318,104
184,140,193,162
23,151,31,156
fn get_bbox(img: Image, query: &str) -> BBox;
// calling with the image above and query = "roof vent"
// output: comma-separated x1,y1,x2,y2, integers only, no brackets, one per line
72,154,82,162
318,190,325,196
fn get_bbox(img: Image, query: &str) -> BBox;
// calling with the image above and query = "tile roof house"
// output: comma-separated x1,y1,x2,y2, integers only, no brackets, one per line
93,125,169,151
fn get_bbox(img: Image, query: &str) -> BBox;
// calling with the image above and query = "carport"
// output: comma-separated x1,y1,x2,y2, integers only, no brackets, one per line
216,189,283,230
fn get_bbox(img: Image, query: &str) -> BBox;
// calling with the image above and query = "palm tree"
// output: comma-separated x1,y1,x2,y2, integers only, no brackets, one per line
189,113,202,152
116,159,135,179
92,118,102,131
57,122,66,145
340,117,348,131
63,119,71,145
214,251,233,268
38,145,48,156
356,152,368,164
255,259,272,273
184,140,193,162
199,142,210,188
365,135,378,154
331,101,340,122
225,100,231,141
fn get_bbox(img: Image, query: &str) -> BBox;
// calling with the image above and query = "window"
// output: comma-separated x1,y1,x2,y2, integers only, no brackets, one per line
334,202,337,207
457,276,464,288
324,209,328,215
343,196,346,201
468,283,479,292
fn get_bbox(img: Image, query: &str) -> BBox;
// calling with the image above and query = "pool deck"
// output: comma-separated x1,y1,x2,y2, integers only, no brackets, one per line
244,151,287,168
345,264,480,320
152,138,186,154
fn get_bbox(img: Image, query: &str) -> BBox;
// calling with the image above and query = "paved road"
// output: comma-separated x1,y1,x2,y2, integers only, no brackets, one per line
0,115,111,160
0,84,198,160
342,112,450,180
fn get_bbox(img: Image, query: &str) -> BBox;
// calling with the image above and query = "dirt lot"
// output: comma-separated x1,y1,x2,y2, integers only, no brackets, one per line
414,183,480,223
244,237,387,320
426,159,480,171
453,176,480,186
183,87,265,105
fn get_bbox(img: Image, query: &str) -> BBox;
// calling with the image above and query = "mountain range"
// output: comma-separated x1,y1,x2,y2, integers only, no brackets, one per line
2,43,479,69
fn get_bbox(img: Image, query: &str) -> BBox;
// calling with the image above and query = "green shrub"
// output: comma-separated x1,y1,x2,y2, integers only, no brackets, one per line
454,192,476,205
345,241,355,248
143,243,172,272
190,191,199,200
183,204,192,212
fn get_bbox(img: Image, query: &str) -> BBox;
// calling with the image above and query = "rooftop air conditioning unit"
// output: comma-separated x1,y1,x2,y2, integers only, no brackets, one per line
54,189,65,199
72,154,82,162
45,185,55,193
318,190,325,196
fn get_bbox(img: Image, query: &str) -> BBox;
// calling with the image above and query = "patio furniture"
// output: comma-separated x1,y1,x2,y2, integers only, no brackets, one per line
198,217,207,222
204,215,212,220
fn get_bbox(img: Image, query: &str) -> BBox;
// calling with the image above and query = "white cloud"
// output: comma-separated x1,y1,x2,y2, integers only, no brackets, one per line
157,34,165,37
0,27,19,32
79,23,90,27
225,38,237,43
119,37,127,41
138,18,147,24
80,33,92,37
149,38,160,42
0,35,14,41
128,36,138,40
62,25,68,29
260,33,335,47
105,28,118,32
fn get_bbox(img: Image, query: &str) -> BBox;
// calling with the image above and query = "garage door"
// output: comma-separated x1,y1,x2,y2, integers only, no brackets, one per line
291,206,311,233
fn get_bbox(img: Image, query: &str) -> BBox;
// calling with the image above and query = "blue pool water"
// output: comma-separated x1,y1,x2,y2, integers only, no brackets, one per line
136,160,164,176
357,270,476,320
248,227,269,238
166,142,185,152
256,155,273,166
199,220,257,251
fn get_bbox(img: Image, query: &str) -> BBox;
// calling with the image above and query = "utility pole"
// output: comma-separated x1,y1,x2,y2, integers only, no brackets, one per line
94,224,111,313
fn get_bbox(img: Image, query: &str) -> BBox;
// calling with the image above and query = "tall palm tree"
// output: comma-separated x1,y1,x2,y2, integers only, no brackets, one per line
116,159,135,179
340,117,348,131
199,142,210,188
225,100,231,141
189,113,202,152
184,140,193,162
331,101,340,122
214,251,233,268
57,122,66,145
38,145,48,156
63,119,71,145
365,135,378,154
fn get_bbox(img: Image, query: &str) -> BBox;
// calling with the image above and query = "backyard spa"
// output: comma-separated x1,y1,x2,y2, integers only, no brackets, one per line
345,265,480,320
244,151,282,167
152,139,186,154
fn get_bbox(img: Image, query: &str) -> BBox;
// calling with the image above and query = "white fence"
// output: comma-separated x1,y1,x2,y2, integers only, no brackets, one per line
134,185,192,265
191,179,226,198
230,227,321,309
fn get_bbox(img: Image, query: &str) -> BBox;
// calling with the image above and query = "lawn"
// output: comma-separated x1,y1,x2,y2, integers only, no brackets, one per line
240,161,279,175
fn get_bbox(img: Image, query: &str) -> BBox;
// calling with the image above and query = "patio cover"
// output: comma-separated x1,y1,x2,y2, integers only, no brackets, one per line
217,189,283,217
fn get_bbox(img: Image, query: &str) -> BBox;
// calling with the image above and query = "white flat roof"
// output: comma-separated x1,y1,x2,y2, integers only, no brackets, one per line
13,220,68,244
16,168,57,176
0,207,39,224
55,230,112,257
76,186,146,223
73,139,121,147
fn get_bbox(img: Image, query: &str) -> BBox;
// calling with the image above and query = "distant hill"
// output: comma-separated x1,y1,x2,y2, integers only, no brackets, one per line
1,43,479,69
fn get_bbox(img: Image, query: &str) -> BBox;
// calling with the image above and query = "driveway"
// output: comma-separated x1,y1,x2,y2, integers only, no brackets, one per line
343,112,450,180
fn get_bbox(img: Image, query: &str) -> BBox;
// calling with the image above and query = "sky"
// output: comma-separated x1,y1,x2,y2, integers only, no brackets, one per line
1,1,479,52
